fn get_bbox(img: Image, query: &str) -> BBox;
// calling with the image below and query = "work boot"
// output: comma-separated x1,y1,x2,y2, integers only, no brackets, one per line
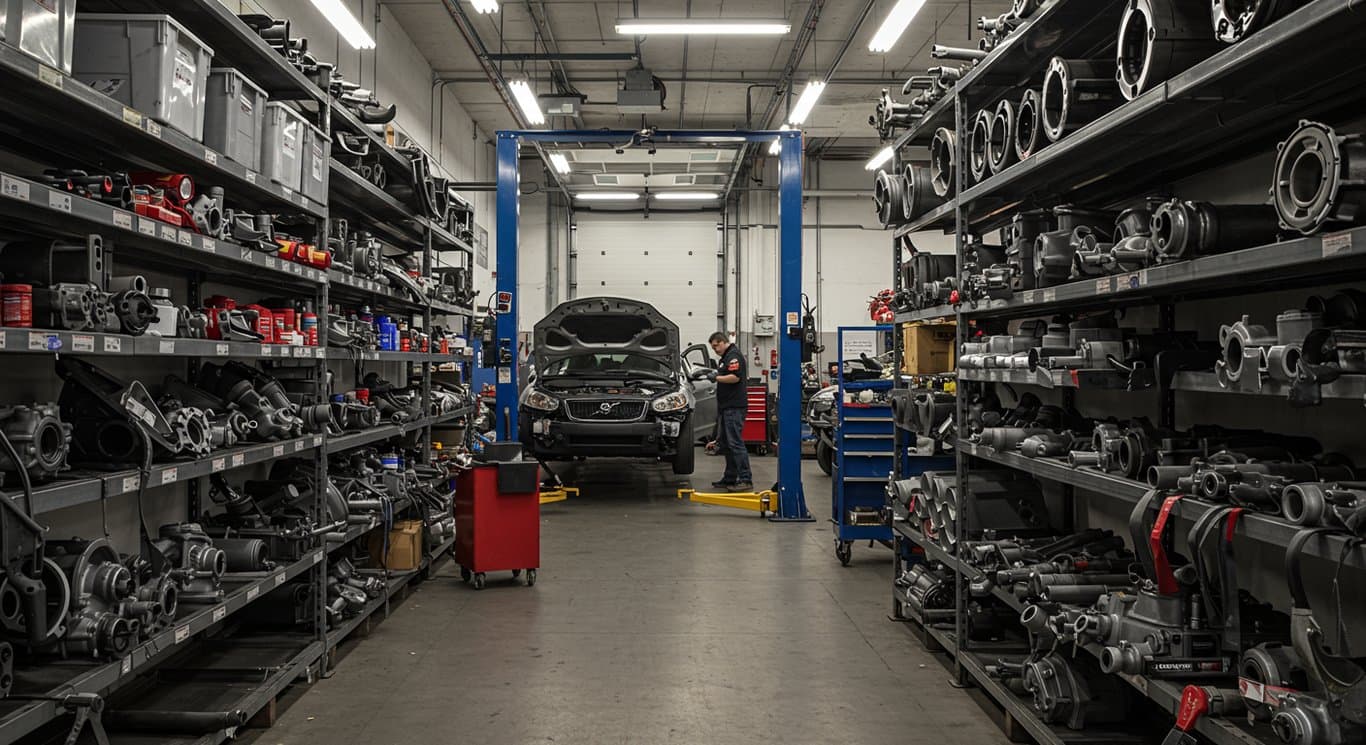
727,482,754,493
710,479,734,489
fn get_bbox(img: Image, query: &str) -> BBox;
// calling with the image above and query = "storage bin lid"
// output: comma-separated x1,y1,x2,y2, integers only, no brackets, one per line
209,67,267,97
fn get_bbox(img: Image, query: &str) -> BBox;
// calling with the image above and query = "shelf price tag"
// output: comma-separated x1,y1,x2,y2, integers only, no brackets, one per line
1094,277,1110,296
160,340,175,354
1022,290,1037,304
1043,288,1057,303
112,211,133,230
120,658,132,675
48,191,71,213
174,625,190,644
273,445,285,457
121,107,141,127
212,606,226,622
37,64,63,89
144,120,162,138
1118,272,1143,292
159,224,176,241
1323,230,1354,258
232,453,245,467
294,440,306,452
178,231,193,247
29,332,60,351
211,457,225,472
216,343,229,356
1,175,30,202
122,475,139,493
313,550,323,565
246,171,257,185
260,346,272,357
138,218,156,237
104,336,121,353
72,334,93,353
275,572,287,587
204,149,218,166
202,238,216,253
161,467,177,485
246,585,260,601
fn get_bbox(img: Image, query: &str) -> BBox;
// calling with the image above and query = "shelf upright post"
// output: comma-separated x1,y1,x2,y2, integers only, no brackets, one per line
950,88,969,688
313,95,333,678
421,225,434,464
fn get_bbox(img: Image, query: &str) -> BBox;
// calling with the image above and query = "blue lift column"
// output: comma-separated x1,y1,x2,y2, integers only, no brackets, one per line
773,129,812,521
494,132,520,441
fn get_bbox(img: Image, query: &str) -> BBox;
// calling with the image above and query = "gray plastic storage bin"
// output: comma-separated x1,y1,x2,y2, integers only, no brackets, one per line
300,121,330,205
3,0,77,73
203,68,266,170
261,102,304,191
72,14,215,140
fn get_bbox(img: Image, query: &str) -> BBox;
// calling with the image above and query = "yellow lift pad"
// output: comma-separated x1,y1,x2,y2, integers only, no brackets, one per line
539,487,578,504
676,489,776,516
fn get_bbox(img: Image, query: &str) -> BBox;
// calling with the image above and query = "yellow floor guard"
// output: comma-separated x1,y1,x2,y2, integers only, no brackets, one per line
676,488,776,516
539,487,578,504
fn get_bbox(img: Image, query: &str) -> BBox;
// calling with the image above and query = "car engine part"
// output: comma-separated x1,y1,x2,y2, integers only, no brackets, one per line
987,99,1017,175
1271,121,1366,235
1041,58,1121,142
195,362,310,440
901,162,944,220
48,539,141,659
0,404,72,482
869,88,920,140
1014,88,1044,161
930,127,957,197
1211,0,1305,42
1116,0,1220,100
1150,198,1281,261
56,358,184,464
968,109,993,184
1020,652,1131,729
151,523,227,604
873,169,907,228
1034,207,1118,286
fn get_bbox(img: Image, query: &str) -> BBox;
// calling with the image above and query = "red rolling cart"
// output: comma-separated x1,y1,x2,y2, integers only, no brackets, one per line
743,382,771,455
455,453,541,590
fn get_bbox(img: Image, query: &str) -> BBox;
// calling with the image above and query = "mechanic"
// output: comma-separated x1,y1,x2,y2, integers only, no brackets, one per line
706,332,752,493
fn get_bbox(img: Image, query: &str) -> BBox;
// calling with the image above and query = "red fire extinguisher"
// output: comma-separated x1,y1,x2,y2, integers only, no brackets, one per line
770,349,778,368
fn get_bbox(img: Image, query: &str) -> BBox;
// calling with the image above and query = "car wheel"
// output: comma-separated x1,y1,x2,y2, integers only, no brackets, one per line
816,440,834,476
672,415,696,475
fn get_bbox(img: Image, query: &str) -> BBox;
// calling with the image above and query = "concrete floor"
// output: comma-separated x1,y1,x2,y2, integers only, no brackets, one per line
250,450,1009,745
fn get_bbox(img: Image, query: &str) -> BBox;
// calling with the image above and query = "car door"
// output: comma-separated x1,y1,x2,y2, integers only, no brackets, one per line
682,343,717,441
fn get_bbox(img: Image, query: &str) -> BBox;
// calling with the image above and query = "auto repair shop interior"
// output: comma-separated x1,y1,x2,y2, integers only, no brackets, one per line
0,0,1361,743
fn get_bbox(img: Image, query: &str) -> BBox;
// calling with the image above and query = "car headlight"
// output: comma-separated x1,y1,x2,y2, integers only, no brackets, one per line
651,389,690,413
521,389,560,412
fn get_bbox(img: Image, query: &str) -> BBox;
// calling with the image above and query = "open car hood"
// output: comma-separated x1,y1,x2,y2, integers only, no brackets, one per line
534,297,680,372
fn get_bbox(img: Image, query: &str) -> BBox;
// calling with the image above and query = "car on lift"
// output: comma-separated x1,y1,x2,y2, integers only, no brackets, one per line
518,297,716,474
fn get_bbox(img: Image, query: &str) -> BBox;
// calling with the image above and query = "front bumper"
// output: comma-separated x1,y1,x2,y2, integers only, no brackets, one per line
519,411,685,458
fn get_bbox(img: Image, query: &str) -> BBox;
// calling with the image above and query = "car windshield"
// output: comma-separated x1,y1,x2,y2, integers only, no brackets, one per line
540,353,674,379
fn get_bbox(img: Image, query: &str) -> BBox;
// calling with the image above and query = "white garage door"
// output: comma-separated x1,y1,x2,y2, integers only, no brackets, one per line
572,215,721,348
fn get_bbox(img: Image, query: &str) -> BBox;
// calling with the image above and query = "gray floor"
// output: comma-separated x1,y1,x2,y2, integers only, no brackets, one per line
252,450,1008,745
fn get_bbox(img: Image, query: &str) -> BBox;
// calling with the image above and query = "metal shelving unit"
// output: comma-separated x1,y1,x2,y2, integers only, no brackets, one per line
882,0,1366,741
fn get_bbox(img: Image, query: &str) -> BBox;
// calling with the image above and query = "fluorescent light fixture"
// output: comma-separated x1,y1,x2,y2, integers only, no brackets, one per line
548,153,571,174
769,124,792,155
786,80,825,125
654,191,720,201
471,0,499,12
309,0,375,49
868,0,929,52
508,80,545,125
574,192,640,201
864,146,895,171
616,18,791,35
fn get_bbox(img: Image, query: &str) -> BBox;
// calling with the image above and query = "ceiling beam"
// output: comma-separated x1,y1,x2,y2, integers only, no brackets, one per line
484,52,638,61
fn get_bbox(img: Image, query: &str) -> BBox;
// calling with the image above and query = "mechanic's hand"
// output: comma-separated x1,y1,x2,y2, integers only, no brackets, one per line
705,370,718,383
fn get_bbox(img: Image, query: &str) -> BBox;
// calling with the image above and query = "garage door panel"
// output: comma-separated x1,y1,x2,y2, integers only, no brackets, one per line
574,217,719,346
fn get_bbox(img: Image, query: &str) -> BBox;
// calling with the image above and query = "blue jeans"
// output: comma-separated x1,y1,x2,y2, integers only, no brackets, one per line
718,407,751,483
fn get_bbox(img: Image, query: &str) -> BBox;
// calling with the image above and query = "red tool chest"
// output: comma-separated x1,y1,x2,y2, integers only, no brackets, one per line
455,462,540,589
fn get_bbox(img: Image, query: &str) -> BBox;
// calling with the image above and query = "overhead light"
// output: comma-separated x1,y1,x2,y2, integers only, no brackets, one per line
575,192,640,201
471,0,499,12
654,192,720,201
309,0,375,49
615,18,791,35
508,80,545,125
769,124,792,155
548,153,571,174
786,80,825,125
864,146,895,171
868,0,929,52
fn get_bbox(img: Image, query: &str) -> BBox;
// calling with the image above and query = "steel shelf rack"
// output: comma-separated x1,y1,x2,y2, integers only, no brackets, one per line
882,0,1366,742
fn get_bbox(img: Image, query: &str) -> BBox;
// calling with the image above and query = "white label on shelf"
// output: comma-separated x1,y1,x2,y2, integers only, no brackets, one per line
1,175,30,202
1021,290,1037,304
72,334,93,352
260,345,272,357
1323,231,1354,257
37,64,62,89
298,193,308,207
245,171,257,185
47,191,70,213
211,457,225,472
215,343,229,356
315,348,325,359
204,149,217,166
275,572,286,587
1118,272,1143,292
266,257,277,269
282,186,293,198
174,625,190,644
202,238,216,253
28,332,54,351
0,334,6,350
161,467,177,485
232,453,245,467
246,585,260,601
313,436,323,447
112,211,133,230
313,550,323,565
178,231,193,247
273,445,285,457
159,224,176,242
122,475,139,493
138,218,156,237
159,340,175,354
212,606,226,622
1043,288,1057,302
240,248,254,263
120,657,132,675
104,336,121,353
121,107,141,127
292,263,302,275
145,120,162,138
1094,278,1109,295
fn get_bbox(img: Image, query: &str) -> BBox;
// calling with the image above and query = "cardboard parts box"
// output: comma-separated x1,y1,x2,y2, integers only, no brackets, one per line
902,323,956,374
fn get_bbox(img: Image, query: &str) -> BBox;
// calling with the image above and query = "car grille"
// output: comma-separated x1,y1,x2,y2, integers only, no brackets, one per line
565,400,647,421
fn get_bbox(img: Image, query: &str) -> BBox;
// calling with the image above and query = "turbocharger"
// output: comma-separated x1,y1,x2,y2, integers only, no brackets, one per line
49,539,142,659
0,404,72,482
153,523,228,604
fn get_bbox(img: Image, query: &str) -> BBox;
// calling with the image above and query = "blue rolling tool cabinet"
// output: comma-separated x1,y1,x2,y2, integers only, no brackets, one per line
831,326,898,566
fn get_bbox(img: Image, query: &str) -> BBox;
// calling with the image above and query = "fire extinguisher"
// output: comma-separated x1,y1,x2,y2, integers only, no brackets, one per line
770,349,778,368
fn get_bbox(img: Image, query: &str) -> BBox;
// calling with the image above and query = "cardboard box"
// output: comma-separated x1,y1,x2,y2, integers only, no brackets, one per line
902,323,956,374
369,519,424,571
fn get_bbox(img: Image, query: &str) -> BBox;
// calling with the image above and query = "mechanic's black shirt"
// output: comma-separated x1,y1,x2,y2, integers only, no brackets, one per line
716,344,747,410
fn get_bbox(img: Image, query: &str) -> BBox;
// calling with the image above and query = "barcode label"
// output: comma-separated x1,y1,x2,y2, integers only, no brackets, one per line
1323,231,1354,257
72,334,94,352
211,457,225,472
1,175,30,202
232,453,245,467
48,191,71,212
37,65,62,89
122,107,141,127
160,224,176,241
104,336,122,352
1043,288,1057,302
174,625,190,643
216,343,229,356
113,211,133,230
138,218,157,237
178,231,193,247
273,445,285,457
247,586,260,601
212,606,226,622
204,149,218,165
161,467,177,485
160,340,175,354
145,120,162,138
1094,278,1109,295
122,475,139,492
203,238,216,253
246,171,257,184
